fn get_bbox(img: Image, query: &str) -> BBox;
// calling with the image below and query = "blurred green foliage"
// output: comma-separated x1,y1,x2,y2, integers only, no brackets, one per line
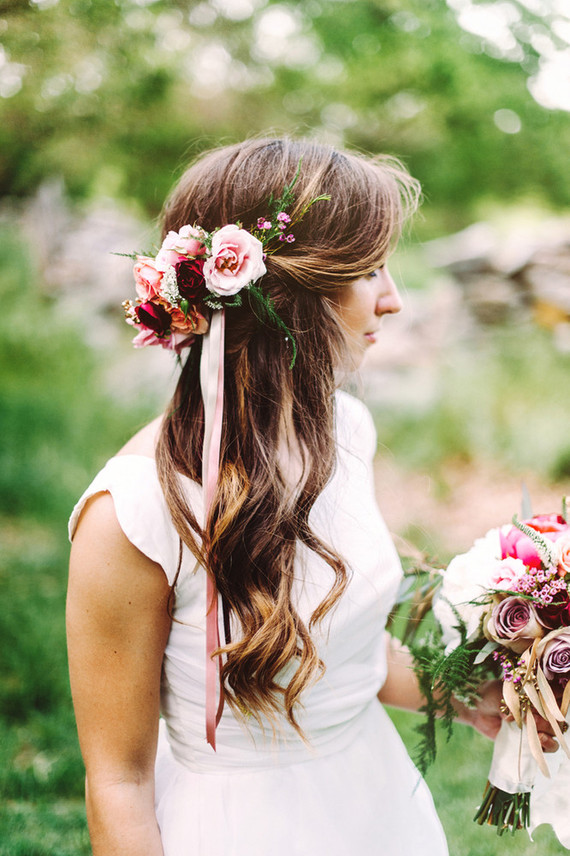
375,326,570,481
0,224,155,852
1,0,570,233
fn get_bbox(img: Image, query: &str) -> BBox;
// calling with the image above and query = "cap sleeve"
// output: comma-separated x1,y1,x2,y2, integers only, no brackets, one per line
68,455,202,586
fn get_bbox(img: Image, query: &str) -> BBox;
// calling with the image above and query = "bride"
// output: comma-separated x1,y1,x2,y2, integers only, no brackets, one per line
66,137,549,856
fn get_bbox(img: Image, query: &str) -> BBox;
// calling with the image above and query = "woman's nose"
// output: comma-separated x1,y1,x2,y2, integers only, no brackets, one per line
376,267,403,316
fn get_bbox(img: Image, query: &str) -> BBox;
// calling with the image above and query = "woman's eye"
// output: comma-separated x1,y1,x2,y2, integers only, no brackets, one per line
368,266,384,279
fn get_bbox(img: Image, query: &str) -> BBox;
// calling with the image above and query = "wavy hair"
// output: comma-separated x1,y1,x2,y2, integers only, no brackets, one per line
156,138,419,734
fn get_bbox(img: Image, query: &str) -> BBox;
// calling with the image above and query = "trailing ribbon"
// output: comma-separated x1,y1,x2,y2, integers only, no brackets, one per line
200,309,226,750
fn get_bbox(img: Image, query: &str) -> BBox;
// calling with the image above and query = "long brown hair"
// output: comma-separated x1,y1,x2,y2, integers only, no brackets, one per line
156,138,419,733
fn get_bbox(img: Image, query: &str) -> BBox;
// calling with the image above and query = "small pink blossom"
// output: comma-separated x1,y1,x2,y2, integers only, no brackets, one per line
277,212,291,224
133,257,163,300
203,224,266,296
257,218,272,230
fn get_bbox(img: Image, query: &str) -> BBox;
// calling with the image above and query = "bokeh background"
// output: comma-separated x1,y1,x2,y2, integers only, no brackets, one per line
1,1,570,853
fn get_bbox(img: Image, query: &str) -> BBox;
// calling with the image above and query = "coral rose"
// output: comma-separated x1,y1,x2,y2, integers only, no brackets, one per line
133,257,163,300
169,305,209,336
203,224,266,296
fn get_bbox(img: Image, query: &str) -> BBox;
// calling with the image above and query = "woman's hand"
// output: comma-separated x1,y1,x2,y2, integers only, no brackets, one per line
457,680,560,753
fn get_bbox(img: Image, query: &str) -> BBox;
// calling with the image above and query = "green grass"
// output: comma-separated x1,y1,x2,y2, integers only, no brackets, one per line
0,223,158,854
390,709,565,855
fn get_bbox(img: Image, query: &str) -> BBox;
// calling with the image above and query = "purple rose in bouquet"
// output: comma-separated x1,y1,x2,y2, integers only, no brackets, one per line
541,629,570,685
486,596,543,654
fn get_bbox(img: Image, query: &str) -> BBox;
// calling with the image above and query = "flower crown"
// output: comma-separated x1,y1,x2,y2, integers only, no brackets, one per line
122,163,329,365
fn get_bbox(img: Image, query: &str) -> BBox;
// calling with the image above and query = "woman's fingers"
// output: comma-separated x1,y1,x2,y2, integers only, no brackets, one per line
533,711,559,753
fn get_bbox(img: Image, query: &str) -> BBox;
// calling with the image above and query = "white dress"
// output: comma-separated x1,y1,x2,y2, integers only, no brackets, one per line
69,390,448,856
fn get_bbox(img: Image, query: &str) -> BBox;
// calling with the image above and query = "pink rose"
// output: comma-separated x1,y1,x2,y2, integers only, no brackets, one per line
156,226,206,271
133,257,163,300
203,224,266,296
485,596,543,653
489,557,527,591
557,536,570,577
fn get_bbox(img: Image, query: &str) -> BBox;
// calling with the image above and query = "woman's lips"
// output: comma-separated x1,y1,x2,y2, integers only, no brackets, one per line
364,331,378,344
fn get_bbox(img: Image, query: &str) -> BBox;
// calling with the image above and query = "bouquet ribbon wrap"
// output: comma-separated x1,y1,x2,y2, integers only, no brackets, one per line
488,718,570,846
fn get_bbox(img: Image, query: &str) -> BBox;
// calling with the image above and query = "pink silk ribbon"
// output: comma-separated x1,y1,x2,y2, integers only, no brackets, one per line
200,309,226,750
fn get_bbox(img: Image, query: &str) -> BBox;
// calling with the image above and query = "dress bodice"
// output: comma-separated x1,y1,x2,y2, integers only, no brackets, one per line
69,391,403,771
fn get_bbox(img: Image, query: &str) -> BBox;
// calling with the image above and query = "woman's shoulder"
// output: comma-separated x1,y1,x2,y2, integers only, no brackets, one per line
115,415,163,459
68,416,199,585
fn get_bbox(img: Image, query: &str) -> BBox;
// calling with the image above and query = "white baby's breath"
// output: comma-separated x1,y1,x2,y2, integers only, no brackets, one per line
159,265,181,305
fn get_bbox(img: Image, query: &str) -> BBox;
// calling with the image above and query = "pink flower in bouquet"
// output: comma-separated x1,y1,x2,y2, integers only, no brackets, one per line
156,226,206,270
203,225,266,296
541,629,570,684
133,257,163,300
500,515,569,570
489,557,527,591
528,514,568,535
486,596,543,653
557,536,570,577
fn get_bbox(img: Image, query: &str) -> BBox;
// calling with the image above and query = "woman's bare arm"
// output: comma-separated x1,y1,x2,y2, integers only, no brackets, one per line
67,492,172,856
378,633,558,750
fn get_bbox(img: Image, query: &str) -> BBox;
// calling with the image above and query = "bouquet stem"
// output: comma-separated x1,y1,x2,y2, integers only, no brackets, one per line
474,781,531,836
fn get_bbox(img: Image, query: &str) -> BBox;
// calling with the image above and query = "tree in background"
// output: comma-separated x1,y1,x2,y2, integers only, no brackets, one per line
1,0,569,229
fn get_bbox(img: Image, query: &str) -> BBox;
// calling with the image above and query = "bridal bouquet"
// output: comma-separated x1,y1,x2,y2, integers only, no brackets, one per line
411,501,570,842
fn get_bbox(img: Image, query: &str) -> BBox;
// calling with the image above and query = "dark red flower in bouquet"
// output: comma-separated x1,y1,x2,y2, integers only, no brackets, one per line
500,514,569,569
174,258,207,301
136,301,172,336
535,589,570,629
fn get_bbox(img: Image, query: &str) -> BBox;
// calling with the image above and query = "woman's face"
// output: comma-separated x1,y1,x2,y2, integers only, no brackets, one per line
335,266,403,367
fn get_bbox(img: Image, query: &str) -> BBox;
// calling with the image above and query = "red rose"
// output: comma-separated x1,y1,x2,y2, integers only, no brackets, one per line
536,590,570,629
174,258,207,302
136,301,171,336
